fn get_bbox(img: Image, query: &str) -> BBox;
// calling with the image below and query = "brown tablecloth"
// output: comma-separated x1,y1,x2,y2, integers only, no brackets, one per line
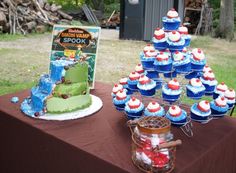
0,82,236,173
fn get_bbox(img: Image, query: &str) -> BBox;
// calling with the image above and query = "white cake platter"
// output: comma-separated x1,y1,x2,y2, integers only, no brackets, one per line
36,94,103,121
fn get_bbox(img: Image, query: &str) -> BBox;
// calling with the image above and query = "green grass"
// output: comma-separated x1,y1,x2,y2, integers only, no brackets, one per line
0,32,51,41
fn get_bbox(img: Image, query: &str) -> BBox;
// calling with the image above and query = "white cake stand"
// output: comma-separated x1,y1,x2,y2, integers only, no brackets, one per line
35,94,103,121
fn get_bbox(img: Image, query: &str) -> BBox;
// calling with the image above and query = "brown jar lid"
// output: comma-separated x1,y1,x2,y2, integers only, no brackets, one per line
137,116,171,134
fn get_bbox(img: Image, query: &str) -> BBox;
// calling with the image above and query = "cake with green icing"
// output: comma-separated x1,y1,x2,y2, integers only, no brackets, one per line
20,59,92,117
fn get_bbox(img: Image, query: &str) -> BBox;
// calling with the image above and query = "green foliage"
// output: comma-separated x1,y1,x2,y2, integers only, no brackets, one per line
104,2,120,17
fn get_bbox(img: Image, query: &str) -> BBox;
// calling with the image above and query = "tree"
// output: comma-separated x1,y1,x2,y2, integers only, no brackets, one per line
215,0,234,41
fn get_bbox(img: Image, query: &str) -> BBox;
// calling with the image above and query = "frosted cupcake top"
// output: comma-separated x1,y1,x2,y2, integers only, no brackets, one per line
225,89,235,100
167,79,180,90
192,48,205,61
178,25,188,35
197,100,210,112
127,97,142,109
119,77,128,86
129,71,140,81
167,8,179,18
215,96,227,107
168,105,182,117
138,75,151,85
135,64,144,74
146,101,161,112
156,52,169,62
112,84,123,95
203,65,212,73
168,31,181,42
115,89,127,100
216,82,228,93
203,71,215,81
143,44,155,53
189,78,203,87
173,51,184,61
145,50,158,57
153,28,166,40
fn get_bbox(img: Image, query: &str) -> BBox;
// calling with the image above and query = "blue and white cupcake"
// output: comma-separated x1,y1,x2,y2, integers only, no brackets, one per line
200,71,218,95
224,89,235,109
125,97,144,119
140,44,157,69
162,8,181,31
213,82,228,99
178,25,191,47
165,105,187,125
137,75,156,96
113,89,130,111
127,71,140,90
119,77,133,95
191,100,211,121
162,79,182,102
210,96,229,116
154,52,172,72
167,31,185,52
111,84,123,97
190,48,206,71
144,101,165,117
172,51,191,73
152,28,168,50
203,65,212,73
186,78,205,99
135,63,145,75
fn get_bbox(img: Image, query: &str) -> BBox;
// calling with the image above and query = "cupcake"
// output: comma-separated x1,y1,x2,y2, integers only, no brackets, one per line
172,51,191,73
144,101,165,117
162,8,181,31
137,75,156,96
190,48,206,71
224,89,236,109
163,71,177,78
127,71,140,90
203,65,212,73
191,100,211,121
213,82,228,99
140,44,157,69
152,28,168,50
178,25,191,47
119,77,133,95
200,71,218,95
153,52,172,72
186,78,205,99
111,84,123,97
162,79,182,102
113,89,130,111
135,63,145,75
165,105,187,125
210,96,229,116
167,31,185,52
125,97,144,119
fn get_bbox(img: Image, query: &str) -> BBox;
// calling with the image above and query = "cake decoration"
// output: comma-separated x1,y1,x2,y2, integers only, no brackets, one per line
173,51,184,61
203,65,212,73
154,28,165,40
135,64,145,74
192,48,205,61
167,8,178,18
165,105,187,125
167,79,180,90
168,31,181,42
137,75,156,96
143,44,155,53
178,25,188,35
210,96,229,116
113,89,130,111
112,84,123,96
125,97,144,119
213,82,228,99
224,89,236,109
191,100,211,122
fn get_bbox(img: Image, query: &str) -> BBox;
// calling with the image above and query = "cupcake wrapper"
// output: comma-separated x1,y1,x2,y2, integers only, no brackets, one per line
185,71,199,79
228,103,235,110
153,42,168,51
211,108,227,115
187,89,205,99
155,64,172,73
191,63,205,71
139,88,156,96
163,21,180,30
213,92,220,100
170,118,187,126
191,112,209,121
128,83,138,90
141,60,155,69
126,111,143,119
162,92,180,102
174,62,191,73
146,70,159,79
164,71,177,78
168,45,184,52
203,84,216,93
155,80,163,90
184,38,191,47
126,88,134,95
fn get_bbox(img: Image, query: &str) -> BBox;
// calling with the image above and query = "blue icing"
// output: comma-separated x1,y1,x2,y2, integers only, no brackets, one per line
137,80,156,90
186,84,205,94
167,38,185,46
140,52,156,61
125,103,144,113
153,58,172,66
128,79,138,85
165,109,187,121
191,103,211,117
39,74,54,94
162,84,182,95
113,95,130,105
162,16,181,22
31,87,48,112
21,99,35,116
144,107,165,117
210,101,229,112
11,97,19,103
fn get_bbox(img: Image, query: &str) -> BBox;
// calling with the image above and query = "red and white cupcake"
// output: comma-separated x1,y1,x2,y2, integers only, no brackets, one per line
135,63,145,75
191,100,211,121
186,78,206,99
162,79,182,102
213,82,228,99
127,71,140,90
152,28,168,50
144,101,165,117
153,52,172,72
167,31,185,52
140,44,157,69
224,89,235,109
137,75,156,96
210,96,229,115
200,70,218,95
178,25,191,47
113,89,130,111
191,48,206,71
165,105,187,125
111,84,123,97
162,8,181,30
203,65,212,73
124,97,144,119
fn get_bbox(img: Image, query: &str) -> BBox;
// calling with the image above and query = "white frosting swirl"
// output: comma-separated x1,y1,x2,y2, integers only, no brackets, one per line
189,78,202,87
198,100,210,112
225,89,235,99
173,51,184,61
192,48,205,61
203,65,212,73
147,102,160,111
168,79,180,90
128,97,141,108
216,82,228,92
143,44,155,52
119,77,128,85
156,52,169,61
154,28,165,40
203,71,215,80
167,8,178,18
129,72,140,80
116,89,127,100
168,31,181,42
215,96,227,107
178,26,188,35
135,64,144,73
139,75,150,84
112,84,123,94
168,105,181,116
145,50,158,57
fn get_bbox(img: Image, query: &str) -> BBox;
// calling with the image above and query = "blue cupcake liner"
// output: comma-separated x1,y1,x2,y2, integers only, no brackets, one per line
191,63,205,71
163,21,180,30
186,89,205,99
213,92,220,99
191,112,209,121
184,38,191,47
155,64,172,73
125,111,143,120
174,62,191,74
154,79,163,90
146,70,159,79
163,71,177,78
128,83,138,90
170,118,187,127
168,45,184,52
153,42,168,51
211,108,228,115
203,84,216,93
162,92,180,102
141,60,155,69
139,88,156,96
228,103,235,109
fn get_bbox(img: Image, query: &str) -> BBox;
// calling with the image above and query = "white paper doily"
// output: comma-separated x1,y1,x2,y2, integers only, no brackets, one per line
36,94,103,121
